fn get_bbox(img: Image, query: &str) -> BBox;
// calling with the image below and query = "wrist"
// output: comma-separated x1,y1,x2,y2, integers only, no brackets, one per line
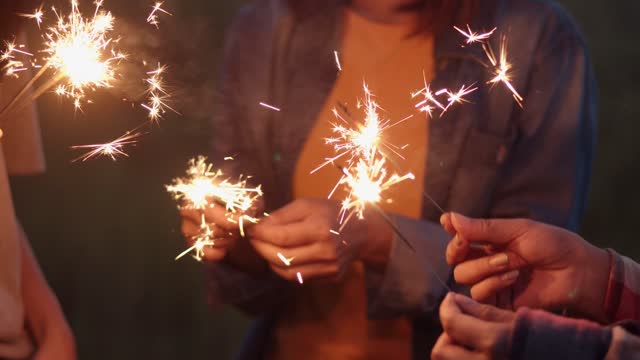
356,210,394,271
571,244,610,322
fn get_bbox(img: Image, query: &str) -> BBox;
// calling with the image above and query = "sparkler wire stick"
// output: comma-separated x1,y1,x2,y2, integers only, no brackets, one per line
0,63,51,122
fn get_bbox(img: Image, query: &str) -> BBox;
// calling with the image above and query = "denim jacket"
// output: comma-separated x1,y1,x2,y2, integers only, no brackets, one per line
205,0,596,358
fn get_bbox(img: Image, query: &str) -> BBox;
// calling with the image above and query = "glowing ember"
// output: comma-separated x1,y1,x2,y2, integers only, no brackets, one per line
259,102,280,112
147,2,172,28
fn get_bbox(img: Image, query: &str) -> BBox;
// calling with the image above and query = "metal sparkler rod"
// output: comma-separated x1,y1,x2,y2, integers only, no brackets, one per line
0,62,51,122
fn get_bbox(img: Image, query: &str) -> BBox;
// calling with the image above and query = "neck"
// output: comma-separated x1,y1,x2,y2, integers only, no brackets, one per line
349,0,425,24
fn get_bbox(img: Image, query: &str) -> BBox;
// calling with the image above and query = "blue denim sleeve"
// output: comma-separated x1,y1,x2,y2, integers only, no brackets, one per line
205,262,290,315
365,215,456,318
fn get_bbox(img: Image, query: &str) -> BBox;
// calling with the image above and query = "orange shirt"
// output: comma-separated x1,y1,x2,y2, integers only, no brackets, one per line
271,9,434,360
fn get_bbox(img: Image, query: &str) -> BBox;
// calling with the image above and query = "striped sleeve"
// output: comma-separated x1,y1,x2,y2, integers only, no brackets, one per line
604,249,640,323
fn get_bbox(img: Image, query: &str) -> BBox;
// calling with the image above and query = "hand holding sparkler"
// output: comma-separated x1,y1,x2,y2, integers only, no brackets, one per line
167,156,263,261
249,198,394,282
441,213,609,319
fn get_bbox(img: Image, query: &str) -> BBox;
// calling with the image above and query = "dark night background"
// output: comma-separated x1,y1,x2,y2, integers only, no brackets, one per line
6,0,639,358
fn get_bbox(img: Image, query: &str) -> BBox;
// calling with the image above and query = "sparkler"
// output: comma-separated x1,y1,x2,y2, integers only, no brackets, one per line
337,156,415,232
312,83,413,177
455,25,523,107
0,0,126,121
166,157,263,261
147,2,172,28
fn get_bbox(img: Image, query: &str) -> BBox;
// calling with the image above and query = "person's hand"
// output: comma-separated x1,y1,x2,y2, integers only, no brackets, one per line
441,213,610,321
432,293,515,360
180,199,263,262
31,321,76,360
249,198,393,282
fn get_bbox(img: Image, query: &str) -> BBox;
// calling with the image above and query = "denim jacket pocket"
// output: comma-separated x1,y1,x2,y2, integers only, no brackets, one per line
448,127,511,216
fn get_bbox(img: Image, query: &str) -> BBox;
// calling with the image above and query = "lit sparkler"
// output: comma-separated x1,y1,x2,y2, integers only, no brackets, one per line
312,82,413,176
147,2,172,28
166,157,263,260
71,130,143,162
0,0,126,120
336,155,414,231
455,25,523,107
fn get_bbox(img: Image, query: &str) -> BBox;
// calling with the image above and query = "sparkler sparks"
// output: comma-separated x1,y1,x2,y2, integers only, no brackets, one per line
1,41,33,77
175,213,215,261
454,25,496,44
147,2,172,28
334,50,342,71
71,130,143,162
167,157,263,260
167,157,263,212
43,0,125,109
455,25,523,107
20,6,45,28
411,71,477,116
484,36,523,107
312,83,413,176
143,64,176,122
259,102,280,112
337,156,414,231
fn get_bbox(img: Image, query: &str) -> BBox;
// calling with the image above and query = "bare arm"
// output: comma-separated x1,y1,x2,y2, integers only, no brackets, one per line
18,224,76,360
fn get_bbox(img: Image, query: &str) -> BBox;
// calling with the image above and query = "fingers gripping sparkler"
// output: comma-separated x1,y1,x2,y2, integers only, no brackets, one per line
166,157,263,261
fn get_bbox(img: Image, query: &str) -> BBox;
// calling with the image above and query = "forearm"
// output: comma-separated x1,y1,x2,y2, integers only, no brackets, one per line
570,243,610,323
18,225,75,359
510,308,611,360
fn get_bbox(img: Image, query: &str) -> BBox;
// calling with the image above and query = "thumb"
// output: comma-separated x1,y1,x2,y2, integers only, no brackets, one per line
452,293,514,323
450,213,527,246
